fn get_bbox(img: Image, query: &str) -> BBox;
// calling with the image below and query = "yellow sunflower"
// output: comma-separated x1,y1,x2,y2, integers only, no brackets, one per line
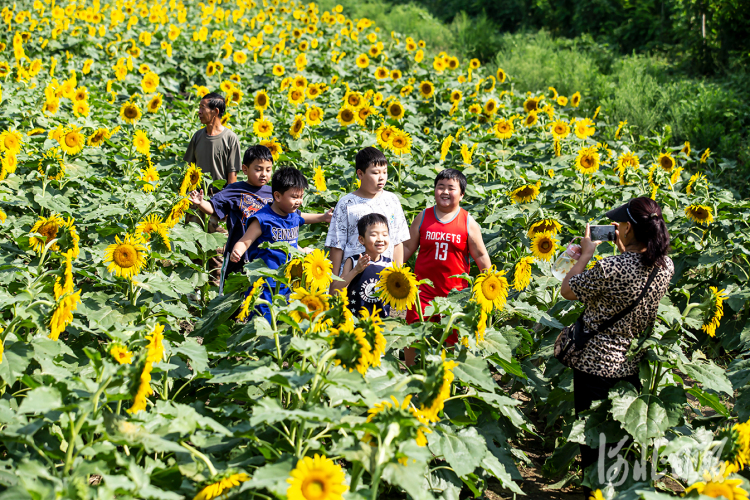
58,126,86,155
386,100,405,120
289,114,305,140
530,232,559,262
528,218,562,237
574,117,595,139
336,107,356,127
127,361,153,414
254,90,270,111
303,249,333,292
376,124,397,149
357,307,387,367
313,165,327,192
306,105,323,126
289,288,331,331
253,117,274,138
272,64,285,77
617,152,640,170
49,289,81,341
374,66,389,80
260,138,282,162
523,111,538,127
685,204,714,225
450,89,463,103
88,128,110,147
29,214,65,253
72,86,88,102
510,181,541,204
0,130,23,155
574,146,601,175
73,100,90,117
496,68,507,83
483,98,498,116
390,131,412,156
550,120,570,140
493,119,514,140
473,266,509,313
329,322,371,375
512,256,535,291
419,80,435,99
355,53,370,68
344,91,364,109
571,91,581,107
419,351,458,422
288,88,306,106
685,478,748,500
195,473,251,500
376,263,419,311
147,93,163,113
179,164,203,196
133,130,150,155
523,96,541,113
120,102,142,124
110,344,133,365
702,286,727,337
286,455,348,500
657,151,676,172
103,233,149,279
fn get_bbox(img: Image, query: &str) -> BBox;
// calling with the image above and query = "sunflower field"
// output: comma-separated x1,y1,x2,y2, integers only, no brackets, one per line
0,0,750,499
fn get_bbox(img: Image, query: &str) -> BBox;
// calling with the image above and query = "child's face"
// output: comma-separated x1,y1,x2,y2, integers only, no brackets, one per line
434,178,464,211
356,163,387,193
243,159,273,186
273,187,304,214
358,222,390,254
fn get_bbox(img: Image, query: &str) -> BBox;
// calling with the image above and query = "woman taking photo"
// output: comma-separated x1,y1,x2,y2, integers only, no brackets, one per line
560,196,674,494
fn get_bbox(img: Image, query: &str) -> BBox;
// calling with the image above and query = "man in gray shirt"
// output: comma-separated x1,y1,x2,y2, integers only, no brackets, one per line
184,92,241,286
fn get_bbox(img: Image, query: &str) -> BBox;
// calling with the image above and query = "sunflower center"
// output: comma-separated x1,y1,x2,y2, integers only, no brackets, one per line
387,274,410,299
65,134,79,147
258,95,267,106
113,244,138,268
517,187,533,197
660,157,673,169
694,208,708,218
581,156,594,168
539,240,552,252
189,172,200,184
555,125,565,134
301,477,326,500
39,221,60,240
310,111,320,121
93,131,105,142
348,96,360,106
482,277,500,300
124,107,137,118
342,109,354,121
390,104,401,115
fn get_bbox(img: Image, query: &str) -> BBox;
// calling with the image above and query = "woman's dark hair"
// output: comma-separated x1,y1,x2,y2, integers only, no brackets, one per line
435,168,467,194
201,92,226,117
243,145,273,166
355,146,388,174
628,197,670,267
272,167,308,195
357,213,389,237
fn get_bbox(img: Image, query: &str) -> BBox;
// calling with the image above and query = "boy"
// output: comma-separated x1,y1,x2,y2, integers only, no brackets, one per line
230,167,327,320
331,213,392,317
189,147,330,291
403,169,491,357
325,147,410,280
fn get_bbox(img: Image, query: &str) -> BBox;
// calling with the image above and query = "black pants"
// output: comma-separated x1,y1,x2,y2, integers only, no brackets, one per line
573,368,641,473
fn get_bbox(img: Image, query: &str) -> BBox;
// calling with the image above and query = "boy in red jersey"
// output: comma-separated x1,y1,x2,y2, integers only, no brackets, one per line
403,169,491,363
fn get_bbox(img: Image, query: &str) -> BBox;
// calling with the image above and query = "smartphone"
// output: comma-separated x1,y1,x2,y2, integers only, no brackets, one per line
589,225,616,242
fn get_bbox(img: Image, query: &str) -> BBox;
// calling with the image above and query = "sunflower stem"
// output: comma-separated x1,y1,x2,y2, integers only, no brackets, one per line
180,442,218,476
438,313,465,347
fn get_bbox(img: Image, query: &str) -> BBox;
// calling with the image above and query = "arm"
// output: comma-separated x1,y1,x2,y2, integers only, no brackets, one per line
301,208,333,224
329,247,344,277
402,211,423,262
227,171,237,184
561,224,601,300
331,255,370,292
230,219,262,262
393,243,404,266
467,216,491,271
188,189,215,215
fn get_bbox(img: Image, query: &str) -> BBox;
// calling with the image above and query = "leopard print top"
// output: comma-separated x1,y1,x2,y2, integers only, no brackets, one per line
568,251,674,378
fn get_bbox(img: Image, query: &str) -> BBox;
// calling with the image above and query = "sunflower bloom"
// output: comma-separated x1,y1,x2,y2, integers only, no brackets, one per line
59,126,86,155
376,263,419,311
303,249,333,292
103,233,149,279
139,164,159,192
390,131,412,156
531,232,558,262
289,288,331,331
702,286,728,337
494,119,514,140
419,352,458,422
685,204,714,226
289,114,305,139
194,473,250,500
286,455,348,500
253,117,274,138
237,279,266,322
127,361,154,414
49,289,82,341
357,307,386,367
684,478,748,500
329,323,371,375
510,181,541,204
512,256,534,291
120,102,142,124
110,344,133,365
657,152,676,172
180,164,203,196
550,120,570,140
473,266,509,313
313,166,327,192
365,394,432,447
575,146,601,175
29,214,65,253
133,130,150,155
528,218,562,237
440,135,453,161
0,130,23,155
574,118,595,139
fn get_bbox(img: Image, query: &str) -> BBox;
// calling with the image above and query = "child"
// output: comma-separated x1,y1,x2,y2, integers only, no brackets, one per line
325,147,410,279
331,213,392,317
189,146,331,290
230,167,327,321
403,169,491,357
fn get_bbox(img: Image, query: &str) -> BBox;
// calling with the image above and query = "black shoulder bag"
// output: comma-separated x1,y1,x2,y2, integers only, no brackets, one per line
554,266,659,368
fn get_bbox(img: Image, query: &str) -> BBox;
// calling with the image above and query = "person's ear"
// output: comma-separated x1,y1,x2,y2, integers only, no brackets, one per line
356,169,363,180
273,191,282,202
358,235,365,246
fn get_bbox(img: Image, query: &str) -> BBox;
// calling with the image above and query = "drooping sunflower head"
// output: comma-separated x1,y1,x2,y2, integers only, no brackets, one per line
510,182,541,204
56,217,80,259
329,322,371,375
530,231,559,262
289,114,306,139
617,151,640,170
419,352,458,422
37,147,66,180
302,249,333,292
103,233,149,280
364,395,432,447
29,214,65,253
290,288,331,331
472,266,509,313
528,218,562,237
512,256,535,292
286,454,348,500
685,204,714,226
356,306,386,366
376,263,419,312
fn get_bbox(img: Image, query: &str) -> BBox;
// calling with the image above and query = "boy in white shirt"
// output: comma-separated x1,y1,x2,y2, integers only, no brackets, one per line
325,147,410,279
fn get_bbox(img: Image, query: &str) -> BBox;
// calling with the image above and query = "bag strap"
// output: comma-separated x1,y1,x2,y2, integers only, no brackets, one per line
596,265,660,335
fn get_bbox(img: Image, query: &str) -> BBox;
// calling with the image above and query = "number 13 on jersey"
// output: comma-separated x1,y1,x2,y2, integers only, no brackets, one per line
434,242,449,261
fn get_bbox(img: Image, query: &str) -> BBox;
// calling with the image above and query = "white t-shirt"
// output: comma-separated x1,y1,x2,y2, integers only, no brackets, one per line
325,191,410,274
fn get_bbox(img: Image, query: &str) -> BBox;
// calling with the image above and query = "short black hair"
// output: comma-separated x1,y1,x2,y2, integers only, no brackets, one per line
201,92,226,117
243,145,274,166
355,146,388,174
357,213,389,237
272,166,308,195
435,168,467,195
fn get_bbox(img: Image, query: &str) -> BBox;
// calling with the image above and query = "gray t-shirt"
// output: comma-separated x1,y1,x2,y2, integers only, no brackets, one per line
183,127,241,181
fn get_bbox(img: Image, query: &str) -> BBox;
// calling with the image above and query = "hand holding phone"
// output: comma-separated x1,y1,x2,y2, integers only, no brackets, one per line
589,225,617,242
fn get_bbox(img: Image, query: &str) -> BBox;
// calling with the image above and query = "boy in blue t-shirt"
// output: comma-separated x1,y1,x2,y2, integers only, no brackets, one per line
189,146,330,290
330,213,392,318
230,167,320,321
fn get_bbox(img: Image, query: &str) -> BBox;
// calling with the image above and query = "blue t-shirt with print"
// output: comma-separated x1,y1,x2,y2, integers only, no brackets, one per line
210,181,273,275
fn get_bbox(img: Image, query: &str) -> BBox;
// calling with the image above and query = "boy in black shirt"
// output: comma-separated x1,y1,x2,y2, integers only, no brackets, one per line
331,213,392,317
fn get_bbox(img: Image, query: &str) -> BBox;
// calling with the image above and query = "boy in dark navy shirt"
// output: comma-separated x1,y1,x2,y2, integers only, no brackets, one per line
230,167,329,321
331,213,392,318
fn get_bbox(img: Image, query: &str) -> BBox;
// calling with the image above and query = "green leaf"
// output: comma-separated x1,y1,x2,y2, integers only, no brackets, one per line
453,351,495,392
428,425,487,477
382,462,435,500
481,453,524,494
677,355,733,395
172,339,209,374
609,384,669,443
18,386,62,414
0,341,34,385
192,291,243,340
243,457,294,497
686,386,730,417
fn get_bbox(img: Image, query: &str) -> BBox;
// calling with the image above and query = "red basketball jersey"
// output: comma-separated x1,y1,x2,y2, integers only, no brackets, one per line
414,207,470,300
